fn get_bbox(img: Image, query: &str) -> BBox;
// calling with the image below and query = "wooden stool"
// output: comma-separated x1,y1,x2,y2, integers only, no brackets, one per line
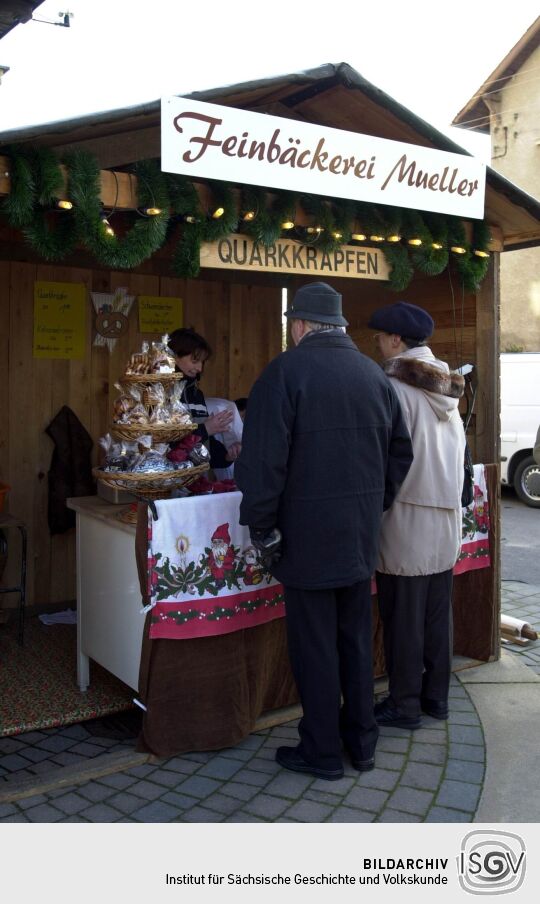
0,513,27,645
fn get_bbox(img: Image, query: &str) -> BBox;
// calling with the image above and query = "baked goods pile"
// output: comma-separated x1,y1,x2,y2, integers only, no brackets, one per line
111,336,192,430
94,336,210,494
124,337,176,374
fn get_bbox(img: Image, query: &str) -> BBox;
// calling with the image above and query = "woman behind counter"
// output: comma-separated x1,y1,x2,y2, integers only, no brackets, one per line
168,328,241,470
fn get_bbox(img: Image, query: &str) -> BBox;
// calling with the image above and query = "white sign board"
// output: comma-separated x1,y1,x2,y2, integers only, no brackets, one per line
161,97,486,219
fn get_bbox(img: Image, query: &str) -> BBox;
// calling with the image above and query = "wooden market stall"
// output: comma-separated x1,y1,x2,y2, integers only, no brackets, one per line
2,63,540,749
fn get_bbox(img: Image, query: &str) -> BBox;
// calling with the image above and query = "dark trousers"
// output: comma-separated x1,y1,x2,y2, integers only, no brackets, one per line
376,569,454,718
283,580,379,770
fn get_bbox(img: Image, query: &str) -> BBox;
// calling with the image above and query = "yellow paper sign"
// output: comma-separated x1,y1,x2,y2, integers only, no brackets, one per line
33,281,86,359
138,296,183,333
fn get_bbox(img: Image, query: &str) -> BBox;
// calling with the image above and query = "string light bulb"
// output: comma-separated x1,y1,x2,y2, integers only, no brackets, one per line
211,206,225,219
351,233,366,242
242,210,256,221
407,237,422,246
432,242,444,250
306,226,324,234
474,249,490,258
281,220,295,230
184,215,199,224
100,212,115,236
451,245,467,254
386,234,401,243
332,231,343,240
141,206,162,216
56,199,73,210
370,234,385,243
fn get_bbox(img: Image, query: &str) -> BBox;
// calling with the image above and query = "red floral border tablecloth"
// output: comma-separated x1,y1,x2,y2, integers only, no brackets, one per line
454,464,490,575
147,467,490,639
147,492,284,640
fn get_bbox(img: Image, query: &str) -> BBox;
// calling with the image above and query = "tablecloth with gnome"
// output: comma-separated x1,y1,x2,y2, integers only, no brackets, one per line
144,465,490,641
146,491,284,640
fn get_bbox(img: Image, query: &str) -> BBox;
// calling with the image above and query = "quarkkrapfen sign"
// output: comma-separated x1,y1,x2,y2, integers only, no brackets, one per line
161,98,486,219
200,236,389,280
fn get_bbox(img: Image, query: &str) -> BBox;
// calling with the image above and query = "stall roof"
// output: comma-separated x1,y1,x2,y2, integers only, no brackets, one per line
0,1,41,39
452,16,540,134
2,62,540,249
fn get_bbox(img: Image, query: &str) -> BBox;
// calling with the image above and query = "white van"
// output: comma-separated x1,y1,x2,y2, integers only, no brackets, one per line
500,353,540,507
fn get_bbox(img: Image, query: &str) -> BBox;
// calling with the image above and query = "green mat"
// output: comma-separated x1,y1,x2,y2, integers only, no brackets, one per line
0,615,134,737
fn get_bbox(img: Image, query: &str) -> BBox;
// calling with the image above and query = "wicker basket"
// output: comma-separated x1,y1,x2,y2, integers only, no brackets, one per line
110,422,195,443
93,463,209,494
119,372,184,385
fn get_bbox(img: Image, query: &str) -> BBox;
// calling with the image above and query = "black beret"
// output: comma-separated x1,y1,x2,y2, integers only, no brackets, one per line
368,302,434,340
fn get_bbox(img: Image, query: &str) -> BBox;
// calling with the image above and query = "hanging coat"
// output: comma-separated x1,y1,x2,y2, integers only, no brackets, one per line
45,406,95,534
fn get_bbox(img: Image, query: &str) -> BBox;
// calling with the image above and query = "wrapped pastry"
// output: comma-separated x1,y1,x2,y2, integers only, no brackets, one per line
99,435,138,471
117,381,142,403
142,382,166,407
168,381,190,421
126,403,149,426
189,442,211,466
125,341,150,374
149,336,176,374
171,460,194,472
112,395,137,422
148,404,170,424
131,444,175,473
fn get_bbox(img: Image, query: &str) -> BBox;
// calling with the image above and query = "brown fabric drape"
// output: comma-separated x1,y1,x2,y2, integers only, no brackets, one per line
134,503,298,757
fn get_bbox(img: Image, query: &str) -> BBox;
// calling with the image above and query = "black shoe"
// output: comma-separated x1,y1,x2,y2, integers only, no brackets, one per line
349,755,375,772
420,698,449,720
374,698,422,730
275,746,344,781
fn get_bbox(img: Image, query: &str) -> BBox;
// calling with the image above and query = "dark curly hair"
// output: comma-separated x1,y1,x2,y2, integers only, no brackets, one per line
167,327,212,361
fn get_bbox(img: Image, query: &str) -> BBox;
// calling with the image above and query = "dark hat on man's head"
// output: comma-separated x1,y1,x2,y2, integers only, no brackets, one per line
368,301,434,341
285,282,348,327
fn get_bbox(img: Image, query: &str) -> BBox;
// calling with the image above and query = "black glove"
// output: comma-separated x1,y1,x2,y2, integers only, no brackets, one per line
250,527,282,568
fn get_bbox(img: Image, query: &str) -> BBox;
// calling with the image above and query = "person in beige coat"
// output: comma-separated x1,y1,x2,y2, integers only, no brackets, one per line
368,302,466,729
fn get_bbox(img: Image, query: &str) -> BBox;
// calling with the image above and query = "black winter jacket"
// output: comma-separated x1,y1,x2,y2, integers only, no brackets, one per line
236,331,414,589
181,377,229,470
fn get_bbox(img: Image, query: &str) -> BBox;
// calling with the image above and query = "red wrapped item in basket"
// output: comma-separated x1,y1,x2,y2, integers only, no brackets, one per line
188,476,237,496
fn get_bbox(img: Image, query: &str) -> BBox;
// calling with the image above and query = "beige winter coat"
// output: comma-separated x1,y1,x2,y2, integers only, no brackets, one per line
377,347,466,577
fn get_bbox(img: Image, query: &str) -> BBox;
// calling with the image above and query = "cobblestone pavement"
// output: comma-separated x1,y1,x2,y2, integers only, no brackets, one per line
1,581,538,824
0,674,485,823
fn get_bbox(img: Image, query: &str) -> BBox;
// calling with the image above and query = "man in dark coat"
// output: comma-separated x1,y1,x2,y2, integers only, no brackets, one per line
235,282,414,781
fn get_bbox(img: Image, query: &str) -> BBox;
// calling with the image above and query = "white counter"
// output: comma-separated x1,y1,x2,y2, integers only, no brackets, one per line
67,496,145,692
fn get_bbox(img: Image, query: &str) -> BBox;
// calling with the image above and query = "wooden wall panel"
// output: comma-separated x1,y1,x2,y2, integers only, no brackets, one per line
7,262,39,604
228,284,283,399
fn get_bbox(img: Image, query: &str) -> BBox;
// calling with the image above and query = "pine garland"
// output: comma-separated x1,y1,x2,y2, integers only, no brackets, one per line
0,144,493,290
240,186,289,246
22,146,78,260
171,179,238,278
1,144,36,226
383,242,415,292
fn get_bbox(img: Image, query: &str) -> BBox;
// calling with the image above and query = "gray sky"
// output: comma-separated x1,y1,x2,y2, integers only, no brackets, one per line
0,0,538,161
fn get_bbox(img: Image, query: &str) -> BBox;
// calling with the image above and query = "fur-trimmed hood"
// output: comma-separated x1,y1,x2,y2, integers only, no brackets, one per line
383,355,465,399
383,347,464,423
